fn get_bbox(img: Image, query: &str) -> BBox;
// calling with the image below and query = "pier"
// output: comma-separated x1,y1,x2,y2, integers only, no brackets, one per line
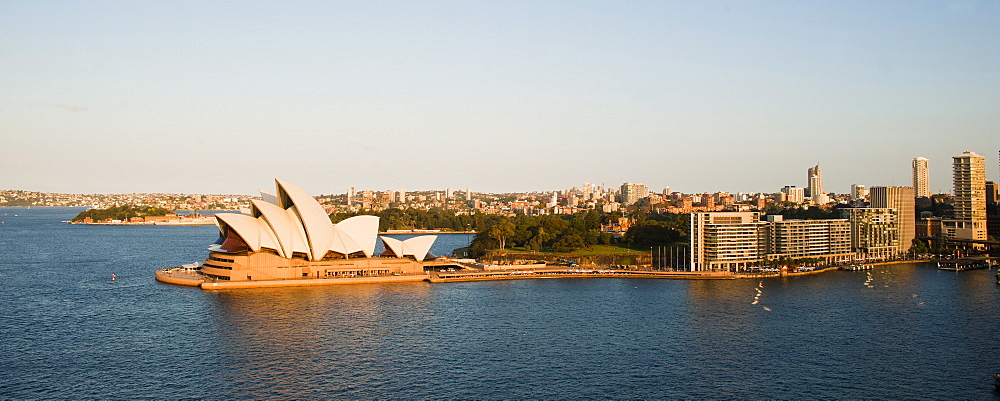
936,258,994,271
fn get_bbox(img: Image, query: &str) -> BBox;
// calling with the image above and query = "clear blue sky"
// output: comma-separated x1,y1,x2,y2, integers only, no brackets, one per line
2,1,997,195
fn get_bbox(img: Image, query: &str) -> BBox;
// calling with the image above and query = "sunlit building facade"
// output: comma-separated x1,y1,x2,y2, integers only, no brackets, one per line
870,186,915,254
912,157,930,197
943,151,987,242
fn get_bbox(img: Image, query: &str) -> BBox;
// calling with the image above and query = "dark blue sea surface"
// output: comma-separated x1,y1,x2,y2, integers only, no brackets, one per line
2,207,999,399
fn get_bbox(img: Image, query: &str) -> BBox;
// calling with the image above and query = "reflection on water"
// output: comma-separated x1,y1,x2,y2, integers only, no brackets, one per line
206,283,436,398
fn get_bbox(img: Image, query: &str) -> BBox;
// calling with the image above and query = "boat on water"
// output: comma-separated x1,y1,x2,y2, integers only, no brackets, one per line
841,264,872,271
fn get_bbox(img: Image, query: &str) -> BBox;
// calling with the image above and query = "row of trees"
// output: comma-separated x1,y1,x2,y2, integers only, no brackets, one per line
470,210,691,257
72,205,172,222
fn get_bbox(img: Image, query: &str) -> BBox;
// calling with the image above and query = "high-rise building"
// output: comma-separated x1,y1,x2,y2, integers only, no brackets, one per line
987,181,999,241
465,188,471,201
689,212,766,272
619,182,649,205
781,186,805,204
870,186,915,254
398,189,406,203
445,188,453,199
912,157,931,197
944,151,987,242
807,164,823,199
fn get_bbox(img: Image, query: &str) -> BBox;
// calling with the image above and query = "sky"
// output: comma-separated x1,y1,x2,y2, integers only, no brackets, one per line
1,1,997,196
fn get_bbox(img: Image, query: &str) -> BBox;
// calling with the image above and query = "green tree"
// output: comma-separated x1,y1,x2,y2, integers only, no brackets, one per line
489,220,516,250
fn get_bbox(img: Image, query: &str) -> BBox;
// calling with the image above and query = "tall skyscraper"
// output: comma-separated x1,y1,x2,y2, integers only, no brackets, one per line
465,188,471,201
912,157,930,197
870,186,915,254
945,151,987,241
807,164,823,199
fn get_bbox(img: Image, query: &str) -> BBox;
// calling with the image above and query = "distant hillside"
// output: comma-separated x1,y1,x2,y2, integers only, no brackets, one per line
72,205,173,222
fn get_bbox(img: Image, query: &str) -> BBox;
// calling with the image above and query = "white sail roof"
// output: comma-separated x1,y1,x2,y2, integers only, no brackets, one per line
213,179,381,262
216,213,263,251
333,215,380,257
381,235,437,262
276,179,335,260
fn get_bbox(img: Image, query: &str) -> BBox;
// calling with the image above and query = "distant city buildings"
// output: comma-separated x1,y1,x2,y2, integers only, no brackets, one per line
850,184,868,201
781,186,805,204
619,182,649,206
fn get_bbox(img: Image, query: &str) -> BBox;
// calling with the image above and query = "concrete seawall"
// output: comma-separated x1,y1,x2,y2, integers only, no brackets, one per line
156,260,934,289
155,268,430,289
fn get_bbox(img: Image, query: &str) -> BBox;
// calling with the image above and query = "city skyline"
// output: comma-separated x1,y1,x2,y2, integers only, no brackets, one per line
2,2,998,195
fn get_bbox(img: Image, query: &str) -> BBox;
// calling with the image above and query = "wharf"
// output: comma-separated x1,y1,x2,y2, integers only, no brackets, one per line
937,258,993,271
428,268,740,282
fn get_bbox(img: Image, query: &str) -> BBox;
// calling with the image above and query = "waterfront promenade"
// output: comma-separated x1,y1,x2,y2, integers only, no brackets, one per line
156,259,930,289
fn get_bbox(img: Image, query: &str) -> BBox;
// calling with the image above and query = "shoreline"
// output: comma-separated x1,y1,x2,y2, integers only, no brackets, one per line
156,259,936,289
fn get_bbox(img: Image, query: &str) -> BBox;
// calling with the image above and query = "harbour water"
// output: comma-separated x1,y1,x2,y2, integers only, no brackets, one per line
2,207,999,399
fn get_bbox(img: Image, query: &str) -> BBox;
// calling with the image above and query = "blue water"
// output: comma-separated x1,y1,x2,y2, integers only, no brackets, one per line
2,207,999,399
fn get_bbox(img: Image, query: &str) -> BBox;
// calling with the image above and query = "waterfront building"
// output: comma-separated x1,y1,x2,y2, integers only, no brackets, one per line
764,216,853,264
913,157,931,197
689,212,855,272
870,186,915,254
943,151,987,242
689,212,766,272
807,164,823,200
842,208,899,261
200,180,432,282
620,182,649,206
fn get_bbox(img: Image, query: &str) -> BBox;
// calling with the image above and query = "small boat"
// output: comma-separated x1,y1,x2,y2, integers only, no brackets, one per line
993,372,1000,391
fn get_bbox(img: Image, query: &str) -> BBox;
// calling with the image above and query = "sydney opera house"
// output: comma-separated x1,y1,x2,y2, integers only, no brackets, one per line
192,179,436,283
